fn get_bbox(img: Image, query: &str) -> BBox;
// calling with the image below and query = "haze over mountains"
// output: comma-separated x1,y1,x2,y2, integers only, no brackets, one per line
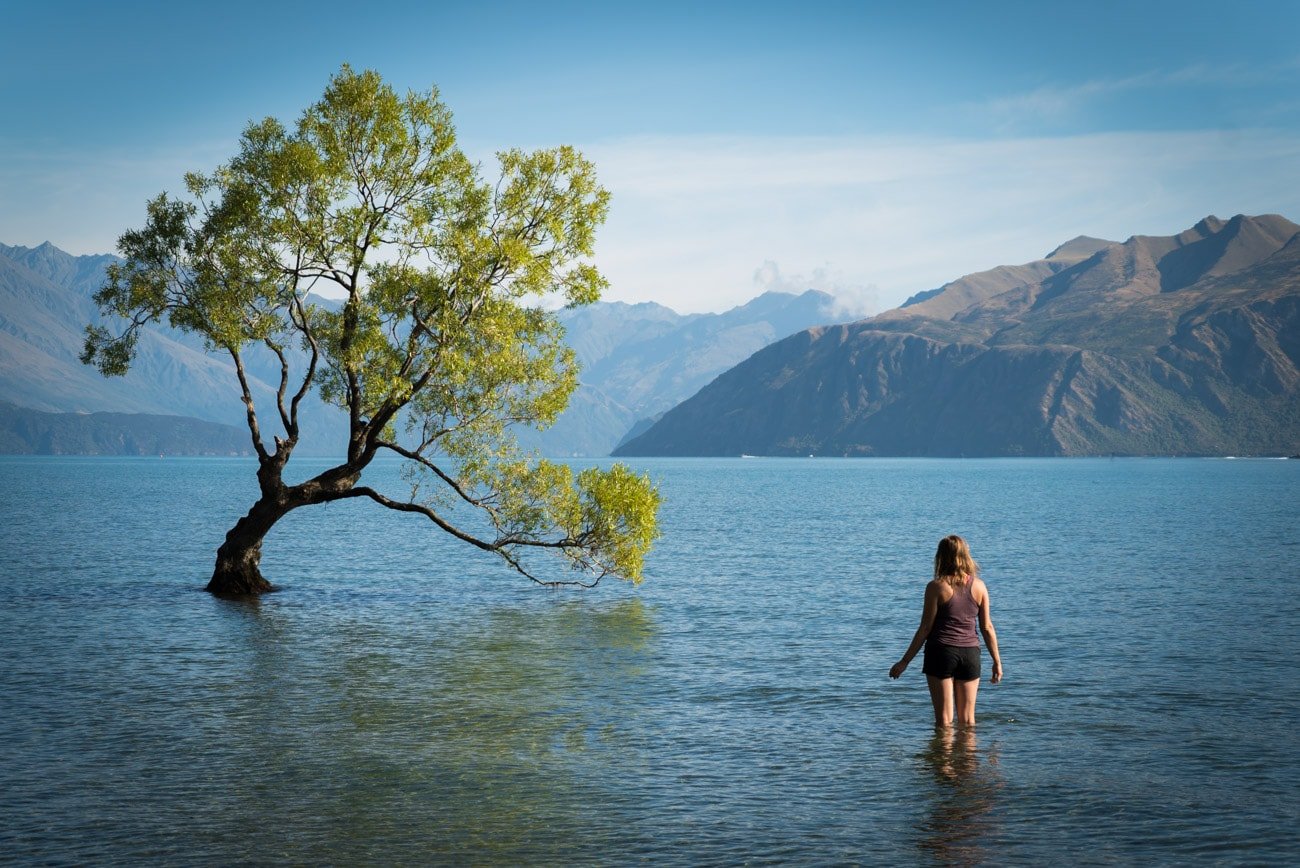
0,401,251,456
530,290,861,455
0,241,344,454
11,214,1298,460
0,241,866,456
617,214,1300,457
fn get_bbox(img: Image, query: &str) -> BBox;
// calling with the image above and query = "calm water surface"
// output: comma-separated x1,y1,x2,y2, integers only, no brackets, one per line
1,456,1297,864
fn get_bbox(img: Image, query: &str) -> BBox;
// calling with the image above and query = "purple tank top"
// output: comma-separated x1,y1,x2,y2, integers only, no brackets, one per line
929,576,980,647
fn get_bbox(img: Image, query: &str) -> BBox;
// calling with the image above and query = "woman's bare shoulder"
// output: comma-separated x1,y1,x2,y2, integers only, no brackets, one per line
926,579,953,604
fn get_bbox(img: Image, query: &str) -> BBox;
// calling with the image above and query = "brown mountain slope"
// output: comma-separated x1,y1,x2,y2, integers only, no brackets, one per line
615,215,1300,457
881,234,1116,322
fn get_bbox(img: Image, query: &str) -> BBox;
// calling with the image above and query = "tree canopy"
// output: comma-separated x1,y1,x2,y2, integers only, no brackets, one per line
83,65,660,593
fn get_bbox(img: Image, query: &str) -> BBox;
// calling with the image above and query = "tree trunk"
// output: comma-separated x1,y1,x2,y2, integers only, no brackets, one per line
206,496,296,595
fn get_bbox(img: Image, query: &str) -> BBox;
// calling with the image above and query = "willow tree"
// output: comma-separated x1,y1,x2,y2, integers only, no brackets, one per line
82,66,659,595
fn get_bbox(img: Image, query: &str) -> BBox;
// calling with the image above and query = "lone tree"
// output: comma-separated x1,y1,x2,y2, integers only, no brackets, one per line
83,66,660,595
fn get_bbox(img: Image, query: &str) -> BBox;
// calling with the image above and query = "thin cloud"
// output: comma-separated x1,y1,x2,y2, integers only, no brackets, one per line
752,260,878,320
980,61,1294,126
5,129,1299,317
0,140,235,253
585,129,1300,313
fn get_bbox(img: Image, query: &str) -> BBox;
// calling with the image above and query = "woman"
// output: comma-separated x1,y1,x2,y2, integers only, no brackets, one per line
889,535,1002,728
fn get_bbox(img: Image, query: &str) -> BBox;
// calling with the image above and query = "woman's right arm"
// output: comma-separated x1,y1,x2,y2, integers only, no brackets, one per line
889,582,939,679
978,580,1003,684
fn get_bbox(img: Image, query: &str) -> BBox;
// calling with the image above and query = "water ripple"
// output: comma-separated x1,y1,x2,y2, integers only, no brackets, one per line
1,456,1297,863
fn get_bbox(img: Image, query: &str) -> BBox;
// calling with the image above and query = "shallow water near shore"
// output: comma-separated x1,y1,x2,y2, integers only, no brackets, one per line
2,455,1297,864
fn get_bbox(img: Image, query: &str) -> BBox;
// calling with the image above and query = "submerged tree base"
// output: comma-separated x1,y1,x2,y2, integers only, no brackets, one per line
206,565,275,596
207,534,276,596
206,574,275,595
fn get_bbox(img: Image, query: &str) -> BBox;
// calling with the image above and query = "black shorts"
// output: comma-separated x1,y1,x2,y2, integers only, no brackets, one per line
922,642,981,681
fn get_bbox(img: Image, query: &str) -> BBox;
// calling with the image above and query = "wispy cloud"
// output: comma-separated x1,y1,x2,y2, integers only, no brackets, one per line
979,61,1295,127
0,141,235,253
752,260,879,320
584,129,1300,312
5,129,1299,317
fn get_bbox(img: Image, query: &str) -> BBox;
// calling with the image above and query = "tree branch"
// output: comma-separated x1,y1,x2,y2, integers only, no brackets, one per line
332,485,498,551
227,347,269,461
286,287,320,432
335,488,598,569
263,337,294,437
329,485,604,587
373,439,491,510
496,545,606,589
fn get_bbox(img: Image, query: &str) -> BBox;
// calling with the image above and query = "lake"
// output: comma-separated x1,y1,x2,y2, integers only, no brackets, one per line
1,456,1297,864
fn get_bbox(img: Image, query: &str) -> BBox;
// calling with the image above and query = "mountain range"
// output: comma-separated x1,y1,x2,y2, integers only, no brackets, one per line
0,241,347,454
528,290,863,455
0,241,867,456
616,214,1300,457
0,402,251,456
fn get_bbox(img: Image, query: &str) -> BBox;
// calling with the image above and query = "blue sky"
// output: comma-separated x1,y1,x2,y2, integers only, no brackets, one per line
4,1,1298,312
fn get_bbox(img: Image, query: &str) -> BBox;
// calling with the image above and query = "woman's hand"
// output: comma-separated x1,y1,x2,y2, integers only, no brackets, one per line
991,661,1003,684
889,660,907,679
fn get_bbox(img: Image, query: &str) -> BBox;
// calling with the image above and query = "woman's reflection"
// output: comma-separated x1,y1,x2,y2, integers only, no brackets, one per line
914,727,1002,863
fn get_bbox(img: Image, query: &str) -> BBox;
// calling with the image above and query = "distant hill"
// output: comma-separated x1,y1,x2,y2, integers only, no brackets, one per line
0,402,252,456
0,241,869,457
525,289,867,455
0,241,346,454
616,214,1300,457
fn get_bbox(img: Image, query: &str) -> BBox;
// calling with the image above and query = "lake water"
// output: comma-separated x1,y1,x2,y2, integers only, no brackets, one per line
1,456,1297,864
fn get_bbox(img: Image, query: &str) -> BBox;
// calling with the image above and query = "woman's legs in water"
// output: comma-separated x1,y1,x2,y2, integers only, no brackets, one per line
954,677,980,728
926,675,954,727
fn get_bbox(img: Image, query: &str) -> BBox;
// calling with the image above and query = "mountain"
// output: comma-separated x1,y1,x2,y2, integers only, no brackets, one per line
0,241,345,454
0,402,253,456
518,289,871,455
615,214,1300,457
0,242,246,418
891,234,1116,320
0,242,868,457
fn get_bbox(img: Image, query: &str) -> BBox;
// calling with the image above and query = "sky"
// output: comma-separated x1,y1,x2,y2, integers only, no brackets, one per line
3,0,1299,313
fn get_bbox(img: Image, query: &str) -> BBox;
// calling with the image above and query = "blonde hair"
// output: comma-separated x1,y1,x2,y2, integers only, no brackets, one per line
933,535,979,586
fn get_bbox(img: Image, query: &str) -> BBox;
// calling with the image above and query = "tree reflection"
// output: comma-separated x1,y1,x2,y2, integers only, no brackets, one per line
201,595,659,863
